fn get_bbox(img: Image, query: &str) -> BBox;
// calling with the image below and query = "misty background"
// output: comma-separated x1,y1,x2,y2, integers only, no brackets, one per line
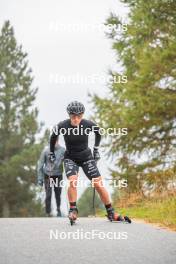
0,0,128,214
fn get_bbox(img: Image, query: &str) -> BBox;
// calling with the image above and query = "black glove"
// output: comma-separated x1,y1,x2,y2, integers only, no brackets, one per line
38,179,43,187
93,147,100,161
48,152,56,163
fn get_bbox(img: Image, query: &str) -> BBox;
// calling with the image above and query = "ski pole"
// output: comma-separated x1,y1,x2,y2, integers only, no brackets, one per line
92,186,96,216
92,160,97,217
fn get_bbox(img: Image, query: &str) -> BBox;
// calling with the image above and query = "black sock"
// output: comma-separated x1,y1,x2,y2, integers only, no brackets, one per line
70,202,77,208
105,203,112,211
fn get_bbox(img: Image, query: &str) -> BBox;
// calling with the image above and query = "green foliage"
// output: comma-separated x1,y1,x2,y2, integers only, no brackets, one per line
77,186,103,216
0,21,46,217
91,0,176,192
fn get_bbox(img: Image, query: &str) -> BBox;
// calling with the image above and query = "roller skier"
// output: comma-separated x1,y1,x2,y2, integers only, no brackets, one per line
49,101,131,225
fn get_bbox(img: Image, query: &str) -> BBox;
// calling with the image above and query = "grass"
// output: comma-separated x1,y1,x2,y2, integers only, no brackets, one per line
97,196,176,231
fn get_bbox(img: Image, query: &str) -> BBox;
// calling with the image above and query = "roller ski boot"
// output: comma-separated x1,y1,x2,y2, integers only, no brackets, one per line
68,207,78,225
106,208,131,223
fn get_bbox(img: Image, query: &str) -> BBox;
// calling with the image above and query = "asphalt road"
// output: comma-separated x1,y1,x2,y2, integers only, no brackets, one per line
0,217,176,264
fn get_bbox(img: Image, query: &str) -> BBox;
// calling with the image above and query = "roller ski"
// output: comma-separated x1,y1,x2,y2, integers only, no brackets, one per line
68,207,78,226
106,208,131,223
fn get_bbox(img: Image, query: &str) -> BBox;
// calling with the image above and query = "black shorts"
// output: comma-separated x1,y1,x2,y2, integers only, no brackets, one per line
64,158,101,180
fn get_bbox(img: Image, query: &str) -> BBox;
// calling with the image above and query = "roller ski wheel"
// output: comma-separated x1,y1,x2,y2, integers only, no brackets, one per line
106,208,131,224
68,208,78,226
124,215,132,224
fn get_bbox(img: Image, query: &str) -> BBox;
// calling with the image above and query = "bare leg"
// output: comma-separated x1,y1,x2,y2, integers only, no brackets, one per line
67,175,78,202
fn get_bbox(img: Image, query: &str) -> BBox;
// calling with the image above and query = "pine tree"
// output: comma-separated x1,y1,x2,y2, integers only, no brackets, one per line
91,0,176,192
0,21,44,216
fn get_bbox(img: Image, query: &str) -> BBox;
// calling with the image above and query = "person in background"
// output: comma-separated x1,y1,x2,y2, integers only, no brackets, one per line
37,139,65,217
